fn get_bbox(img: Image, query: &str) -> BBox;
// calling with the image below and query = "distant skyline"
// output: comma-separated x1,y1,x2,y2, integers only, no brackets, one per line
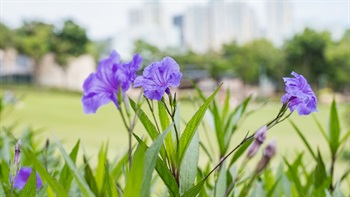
1,0,349,41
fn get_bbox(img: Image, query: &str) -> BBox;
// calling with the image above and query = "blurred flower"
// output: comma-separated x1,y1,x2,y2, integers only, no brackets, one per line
82,50,142,114
281,71,317,116
255,139,277,174
13,167,42,190
14,139,21,167
247,126,267,158
134,56,182,101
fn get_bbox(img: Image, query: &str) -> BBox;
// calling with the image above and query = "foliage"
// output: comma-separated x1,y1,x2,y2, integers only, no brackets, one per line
0,23,15,49
15,21,55,62
1,80,349,197
284,28,331,88
51,20,90,67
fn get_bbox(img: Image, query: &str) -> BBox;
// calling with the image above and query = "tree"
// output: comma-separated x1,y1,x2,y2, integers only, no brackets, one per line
15,21,55,82
0,23,15,49
222,39,283,84
15,21,54,62
52,20,90,67
284,28,331,87
325,29,350,91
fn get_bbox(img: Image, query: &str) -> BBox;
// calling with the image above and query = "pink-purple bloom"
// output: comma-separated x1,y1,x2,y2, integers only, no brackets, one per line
281,71,317,116
134,56,182,101
13,167,42,190
247,125,267,158
82,50,142,114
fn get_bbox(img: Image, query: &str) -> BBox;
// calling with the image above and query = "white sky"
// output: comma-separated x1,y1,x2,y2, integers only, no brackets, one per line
1,0,349,40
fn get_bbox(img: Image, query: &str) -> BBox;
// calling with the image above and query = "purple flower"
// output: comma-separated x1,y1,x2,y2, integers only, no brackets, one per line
281,71,317,116
82,50,142,114
247,126,267,158
13,167,42,190
134,57,182,101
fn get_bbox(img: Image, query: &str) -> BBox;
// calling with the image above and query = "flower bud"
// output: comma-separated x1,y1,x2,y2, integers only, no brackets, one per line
246,126,267,158
14,139,21,167
255,139,277,174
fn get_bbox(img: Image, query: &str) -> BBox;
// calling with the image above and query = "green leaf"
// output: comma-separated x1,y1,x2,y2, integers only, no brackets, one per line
141,124,172,196
229,139,252,167
23,148,68,196
55,137,95,197
0,183,5,197
283,155,304,196
124,144,147,196
178,84,221,166
182,180,205,197
19,169,37,197
130,98,159,141
289,120,317,161
314,149,328,189
158,101,171,131
156,158,180,197
312,115,328,142
133,134,180,197
104,164,119,197
339,129,350,145
159,101,175,165
180,131,199,194
329,99,340,155
249,180,265,197
111,151,128,180
96,141,108,194
59,139,80,190
214,162,227,197
83,156,99,195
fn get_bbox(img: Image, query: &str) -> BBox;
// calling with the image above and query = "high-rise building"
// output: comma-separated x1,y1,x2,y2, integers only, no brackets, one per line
114,1,180,58
181,1,260,53
265,0,294,46
183,5,210,53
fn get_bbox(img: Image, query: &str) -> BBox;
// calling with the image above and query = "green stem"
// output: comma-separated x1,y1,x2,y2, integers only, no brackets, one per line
119,107,132,168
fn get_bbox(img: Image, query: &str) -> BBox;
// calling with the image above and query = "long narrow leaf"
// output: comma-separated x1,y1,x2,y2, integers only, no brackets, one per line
59,140,80,190
133,133,180,197
180,131,199,194
104,164,119,197
55,138,95,197
19,169,36,197
130,98,159,141
289,120,317,161
95,141,108,194
329,99,340,155
23,148,68,196
141,124,172,196
178,84,221,166
124,144,147,196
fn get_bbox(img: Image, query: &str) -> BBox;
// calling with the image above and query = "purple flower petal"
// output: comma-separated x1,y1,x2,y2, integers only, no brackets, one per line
13,167,42,190
134,56,182,101
281,71,317,116
82,50,142,114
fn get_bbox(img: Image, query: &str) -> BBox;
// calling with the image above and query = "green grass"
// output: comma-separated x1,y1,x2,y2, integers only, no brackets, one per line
1,86,349,179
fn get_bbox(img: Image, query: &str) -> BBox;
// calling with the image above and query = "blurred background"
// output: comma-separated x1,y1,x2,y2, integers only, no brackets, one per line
0,0,349,167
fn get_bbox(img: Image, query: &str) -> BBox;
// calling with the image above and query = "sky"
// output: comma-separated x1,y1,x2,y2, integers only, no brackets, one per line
1,0,349,41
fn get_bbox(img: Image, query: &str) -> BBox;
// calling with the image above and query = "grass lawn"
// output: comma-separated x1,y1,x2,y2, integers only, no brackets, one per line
1,86,349,183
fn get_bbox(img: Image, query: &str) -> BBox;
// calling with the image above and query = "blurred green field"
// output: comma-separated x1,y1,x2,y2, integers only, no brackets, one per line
1,86,349,180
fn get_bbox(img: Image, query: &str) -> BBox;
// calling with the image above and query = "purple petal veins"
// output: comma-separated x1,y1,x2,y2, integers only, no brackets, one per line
281,71,317,116
134,56,182,101
82,50,142,114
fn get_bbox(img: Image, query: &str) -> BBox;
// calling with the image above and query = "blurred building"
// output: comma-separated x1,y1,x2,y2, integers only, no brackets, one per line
180,1,261,53
114,1,181,58
265,0,294,46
